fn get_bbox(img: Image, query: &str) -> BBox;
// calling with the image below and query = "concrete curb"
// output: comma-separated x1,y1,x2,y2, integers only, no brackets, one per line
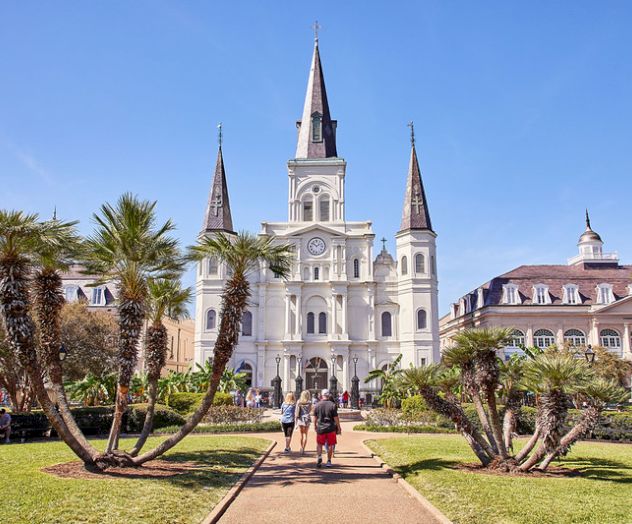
201,439,277,524
361,441,453,524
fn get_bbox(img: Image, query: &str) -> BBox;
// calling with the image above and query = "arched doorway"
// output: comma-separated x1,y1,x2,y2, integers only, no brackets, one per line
305,357,328,391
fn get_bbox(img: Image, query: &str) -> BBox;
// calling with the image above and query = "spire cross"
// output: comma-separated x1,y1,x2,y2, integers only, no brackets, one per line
312,20,321,42
585,208,591,229
412,192,422,214
380,237,387,251
407,121,415,146
211,193,223,216
217,122,223,148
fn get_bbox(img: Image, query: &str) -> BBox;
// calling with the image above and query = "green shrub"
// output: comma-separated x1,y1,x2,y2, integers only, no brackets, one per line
365,408,402,426
401,395,428,419
157,421,281,434
167,392,233,414
214,392,233,406
354,423,455,434
70,406,113,434
203,406,263,425
125,403,185,432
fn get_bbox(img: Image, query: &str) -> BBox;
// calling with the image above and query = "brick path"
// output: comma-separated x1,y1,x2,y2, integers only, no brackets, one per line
218,420,443,524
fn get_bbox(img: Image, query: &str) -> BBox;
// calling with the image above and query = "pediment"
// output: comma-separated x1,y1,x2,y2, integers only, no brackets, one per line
287,223,345,238
594,295,632,315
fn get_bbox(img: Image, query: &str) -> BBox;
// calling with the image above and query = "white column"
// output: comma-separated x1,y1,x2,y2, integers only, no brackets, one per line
284,294,291,339
342,294,348,336
283,354,290,395
295,294,302,337
623,323,631,357
342,354,349,391
590,318,600,346
556,326,564,348
329,294,336,336
368,292,375,339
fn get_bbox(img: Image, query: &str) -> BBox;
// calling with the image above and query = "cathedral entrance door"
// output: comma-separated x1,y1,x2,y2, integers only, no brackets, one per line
305,357,328,391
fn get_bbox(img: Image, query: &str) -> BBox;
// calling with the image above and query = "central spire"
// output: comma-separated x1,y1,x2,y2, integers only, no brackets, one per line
295,36,337,159
399,126,433,233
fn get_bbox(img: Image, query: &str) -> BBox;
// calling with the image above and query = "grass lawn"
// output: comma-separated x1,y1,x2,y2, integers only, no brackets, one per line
367,434,632,524
0,435,269,524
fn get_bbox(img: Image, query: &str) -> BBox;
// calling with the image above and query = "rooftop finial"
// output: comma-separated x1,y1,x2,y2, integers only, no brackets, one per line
407,121,415,147
52,206,57,221
585,208,591,229
312,20,321,43
217,122,223,149
380,237,387,252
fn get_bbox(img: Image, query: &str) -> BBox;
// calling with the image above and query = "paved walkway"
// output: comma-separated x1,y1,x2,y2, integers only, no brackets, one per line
218,421,442,524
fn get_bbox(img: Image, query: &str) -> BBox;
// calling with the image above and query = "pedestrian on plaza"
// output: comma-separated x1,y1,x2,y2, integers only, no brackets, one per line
342,390,350,408
254,389,262,408
0,408,11,444
313,389,341,468
295,390,312,455
280,392,297,453
245,388,255,408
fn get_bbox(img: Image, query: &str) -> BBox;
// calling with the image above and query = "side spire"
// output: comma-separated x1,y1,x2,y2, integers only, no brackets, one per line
399,123,433,232
295,32,337,159
202,125,234,234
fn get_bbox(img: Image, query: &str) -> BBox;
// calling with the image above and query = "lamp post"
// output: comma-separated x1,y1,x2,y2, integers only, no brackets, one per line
585,345,596,366
329,354,338,400
272,354,282,408
295,354,303,398
351,354,360,409
59,344,68,362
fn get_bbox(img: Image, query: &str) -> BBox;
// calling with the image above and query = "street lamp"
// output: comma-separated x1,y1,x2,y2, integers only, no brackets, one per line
271,354,283,408
295,354,303,397
584,345,596,365
351,354,360,409
59,344,68,362
329,354,338,401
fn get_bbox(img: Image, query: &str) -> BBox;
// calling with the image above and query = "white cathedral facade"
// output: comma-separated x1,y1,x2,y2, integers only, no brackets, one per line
194,38,440,396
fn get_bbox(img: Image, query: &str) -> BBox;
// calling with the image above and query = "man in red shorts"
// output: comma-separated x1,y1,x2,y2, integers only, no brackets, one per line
313,388,341,468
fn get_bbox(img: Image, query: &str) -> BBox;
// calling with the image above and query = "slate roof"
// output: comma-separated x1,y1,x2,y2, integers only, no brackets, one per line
481,264,632,306
295,40,337,159
202,146,234,233
399,144,433,232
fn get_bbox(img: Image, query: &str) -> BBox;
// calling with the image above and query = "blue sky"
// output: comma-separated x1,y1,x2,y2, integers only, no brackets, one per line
1,1,631,315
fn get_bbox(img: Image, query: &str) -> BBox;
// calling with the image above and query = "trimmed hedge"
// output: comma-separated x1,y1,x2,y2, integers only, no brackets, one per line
354,423,455,434
157,421,281,434
125,403,185,432
166,392,233,415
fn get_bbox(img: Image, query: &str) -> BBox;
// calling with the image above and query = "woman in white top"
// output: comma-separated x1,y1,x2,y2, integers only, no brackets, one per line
245,388,255,408
295,390,312,455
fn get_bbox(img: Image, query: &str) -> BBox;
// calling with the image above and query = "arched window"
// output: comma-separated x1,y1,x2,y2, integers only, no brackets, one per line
509,329,525,347
207,257,218,275
318,312,327,334
306,312,315,334
240,363,253,387
241,311,252,336
564,329,586,347
401,256,408,276
206,309,217,330
303,197,314,221
314,267,320,280
600,329,621,350
533,329,555,349
415,253,425,274
319,196,330,221
416,309,427,330
381,312,392,337
311,112,323,142
353,258,360,278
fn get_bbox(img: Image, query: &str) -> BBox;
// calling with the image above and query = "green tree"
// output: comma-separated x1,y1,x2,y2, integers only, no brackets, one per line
364,354,403,408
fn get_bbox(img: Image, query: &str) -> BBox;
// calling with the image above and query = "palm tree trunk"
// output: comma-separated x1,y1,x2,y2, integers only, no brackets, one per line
518,441,546,471
133,273,249,466
485,385,508,458
515,425,541,463
130,323,167,456
471,390,499,453
106,297,145,453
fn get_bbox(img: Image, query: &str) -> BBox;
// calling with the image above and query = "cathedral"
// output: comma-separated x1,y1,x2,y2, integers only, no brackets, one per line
194,37,440,397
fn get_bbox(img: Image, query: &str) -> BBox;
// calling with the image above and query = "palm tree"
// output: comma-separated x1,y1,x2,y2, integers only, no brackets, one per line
82,193,183,454
66,373,116,406
365,354,403,407
0,211,97,463
131,231,291,466
130,279,191,455
218,367,248,393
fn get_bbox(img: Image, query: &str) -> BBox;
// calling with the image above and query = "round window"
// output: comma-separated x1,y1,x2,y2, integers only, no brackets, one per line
312,186,320,193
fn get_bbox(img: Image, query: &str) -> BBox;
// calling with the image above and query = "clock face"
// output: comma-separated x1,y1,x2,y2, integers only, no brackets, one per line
307,237,326,256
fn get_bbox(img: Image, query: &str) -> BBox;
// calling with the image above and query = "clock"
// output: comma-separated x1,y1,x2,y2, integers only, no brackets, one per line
307,237,326,256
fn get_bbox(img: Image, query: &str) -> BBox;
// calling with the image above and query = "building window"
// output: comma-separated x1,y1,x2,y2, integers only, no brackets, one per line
509,329,525,347
353,258,360,278
596,284,613,304
600,329,621,351
206,309,217,330
415,253,425,274
319,197,330,221
64,285,79,303
533,285,550,305
91,287,106,306
564,329,586,347
502,284,519,305
318,312,327,334
563,284,579,305
314,267,320,280
416,309,427,330
240,363,253,387
241,311,252,336
311,112,322,142
533,329,555,349
420,357,427,367
381,312,392,337
207,257,219,275
306,312,315,334
401,256,408,276
303,198,314,221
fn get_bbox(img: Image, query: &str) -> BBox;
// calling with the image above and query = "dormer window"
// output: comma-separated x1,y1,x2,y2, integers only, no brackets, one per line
311,112,323,142
533,284,550,305
502,284,520,305
64,285,79,303
562,284,579,305
596,284,613,304
91,286,106,306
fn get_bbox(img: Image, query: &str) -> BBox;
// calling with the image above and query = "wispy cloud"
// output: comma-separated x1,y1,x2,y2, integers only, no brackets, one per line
1,137,53,184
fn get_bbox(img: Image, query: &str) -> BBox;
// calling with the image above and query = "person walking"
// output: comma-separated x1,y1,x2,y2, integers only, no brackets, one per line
0,408,11,444
313,389,341,468
342,390,350,408
280,392,297,453
295,390,312,455
254,389,262,408
245,388,255,408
